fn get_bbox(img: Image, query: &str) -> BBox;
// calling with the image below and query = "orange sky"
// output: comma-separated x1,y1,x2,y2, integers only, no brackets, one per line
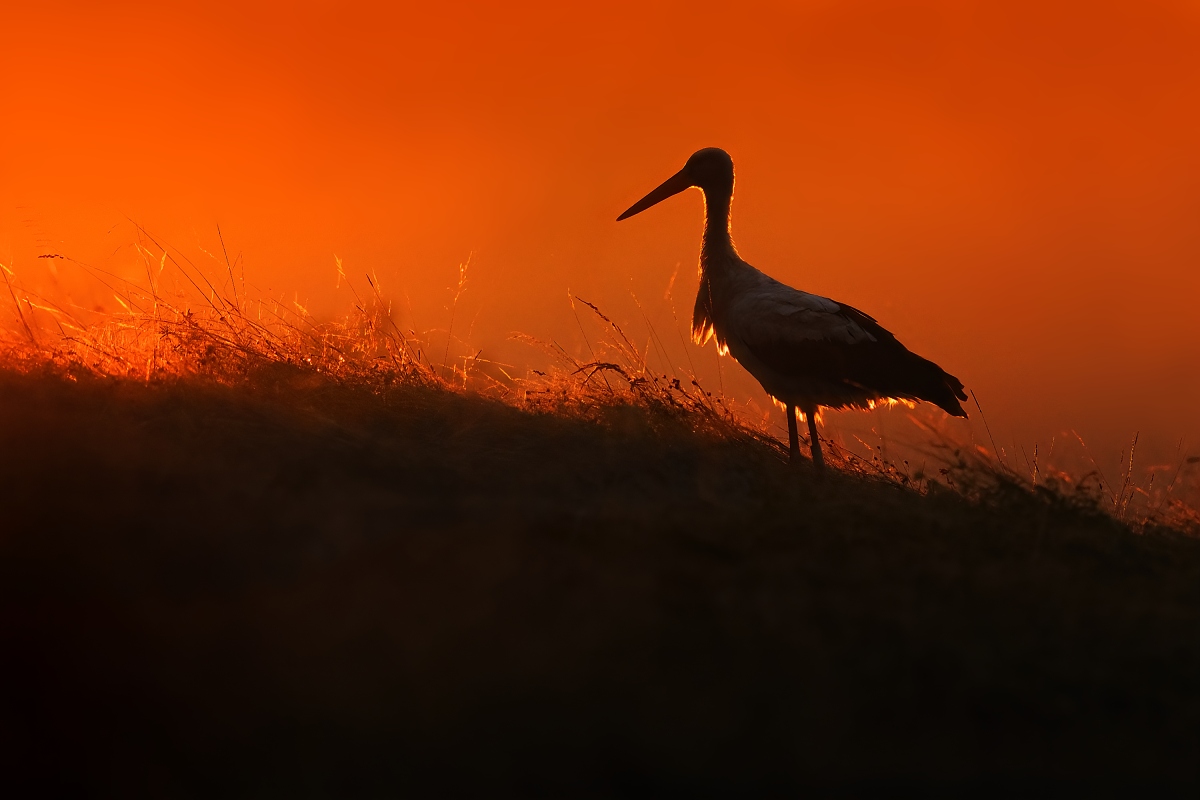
3,0,1200,470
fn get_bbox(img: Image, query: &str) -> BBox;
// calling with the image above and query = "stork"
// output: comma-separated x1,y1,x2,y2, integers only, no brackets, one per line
617,148,967,471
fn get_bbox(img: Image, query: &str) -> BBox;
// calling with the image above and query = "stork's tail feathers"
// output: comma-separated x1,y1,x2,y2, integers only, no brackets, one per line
897,353,968,418
925,368,968,418
833,303,967,419
937,373,969,418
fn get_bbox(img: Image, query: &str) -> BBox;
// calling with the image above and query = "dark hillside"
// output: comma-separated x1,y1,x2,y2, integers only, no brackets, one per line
2,367,1199,796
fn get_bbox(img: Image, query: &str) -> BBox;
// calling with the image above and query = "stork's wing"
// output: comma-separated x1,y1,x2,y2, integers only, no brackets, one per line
730,284,967,416
730,285,878,346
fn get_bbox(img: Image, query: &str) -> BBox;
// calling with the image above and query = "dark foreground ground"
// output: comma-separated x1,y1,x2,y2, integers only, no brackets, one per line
1,367,1199,797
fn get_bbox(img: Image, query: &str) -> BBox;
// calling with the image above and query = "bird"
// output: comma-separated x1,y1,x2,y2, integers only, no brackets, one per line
617,147,967,471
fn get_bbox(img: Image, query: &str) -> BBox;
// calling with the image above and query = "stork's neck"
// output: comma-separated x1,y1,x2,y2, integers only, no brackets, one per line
700,186,736,264
691,184,740,346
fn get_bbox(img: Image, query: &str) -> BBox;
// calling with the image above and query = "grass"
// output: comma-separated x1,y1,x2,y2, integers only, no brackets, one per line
2,239,1200,795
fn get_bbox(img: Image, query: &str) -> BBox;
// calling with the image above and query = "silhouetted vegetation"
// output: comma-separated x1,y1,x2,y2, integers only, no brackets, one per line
2,247,1199,795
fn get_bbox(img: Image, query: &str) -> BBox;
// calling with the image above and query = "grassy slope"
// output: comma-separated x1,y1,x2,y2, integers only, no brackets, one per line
1,366,1199,796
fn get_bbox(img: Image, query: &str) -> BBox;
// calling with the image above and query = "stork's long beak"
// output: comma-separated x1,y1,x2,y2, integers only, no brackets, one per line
616,167,692,221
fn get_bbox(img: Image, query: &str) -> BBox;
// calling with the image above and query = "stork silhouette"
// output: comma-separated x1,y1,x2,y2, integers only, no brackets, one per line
618,148,967,470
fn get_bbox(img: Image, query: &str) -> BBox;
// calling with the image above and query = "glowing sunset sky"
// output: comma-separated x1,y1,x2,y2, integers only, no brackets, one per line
3,1,1199,467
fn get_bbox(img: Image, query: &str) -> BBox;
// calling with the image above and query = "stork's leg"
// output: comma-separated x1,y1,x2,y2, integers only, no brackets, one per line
803,405,825,473
786,404,801,465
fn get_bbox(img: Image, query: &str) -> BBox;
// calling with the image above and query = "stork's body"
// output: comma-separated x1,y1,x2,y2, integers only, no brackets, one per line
618,148,967,469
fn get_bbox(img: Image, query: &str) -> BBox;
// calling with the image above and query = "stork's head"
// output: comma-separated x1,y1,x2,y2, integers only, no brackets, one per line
617,148,734,221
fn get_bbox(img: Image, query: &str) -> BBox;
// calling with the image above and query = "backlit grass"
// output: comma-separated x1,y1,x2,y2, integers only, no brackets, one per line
1,237,1199,794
